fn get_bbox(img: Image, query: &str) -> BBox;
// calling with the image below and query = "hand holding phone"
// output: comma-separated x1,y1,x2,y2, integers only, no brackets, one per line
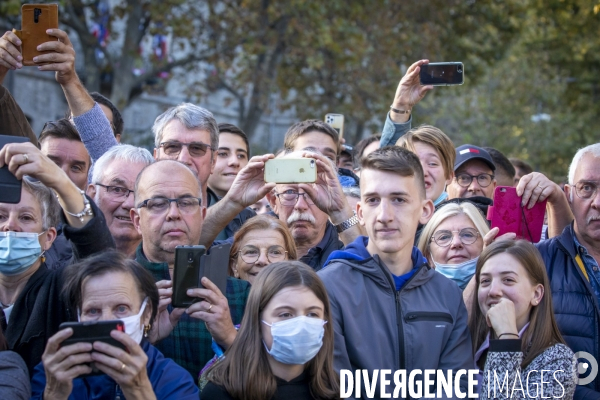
419,62,464,86
487,186,546,242
13,4,59,66
264,158,317,184
57,320,126,376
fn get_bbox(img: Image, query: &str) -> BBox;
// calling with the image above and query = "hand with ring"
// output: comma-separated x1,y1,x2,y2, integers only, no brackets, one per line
90,329,155,399
185,277,237,350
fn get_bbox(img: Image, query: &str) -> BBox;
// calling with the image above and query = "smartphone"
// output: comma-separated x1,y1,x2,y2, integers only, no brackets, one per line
419,62,464,86
325,113,344,140
487,186,547,242
172,245,206,308
199,242,231,296
264,158,317,184
58,320,126,376
14,4,59,66
0,135,29,204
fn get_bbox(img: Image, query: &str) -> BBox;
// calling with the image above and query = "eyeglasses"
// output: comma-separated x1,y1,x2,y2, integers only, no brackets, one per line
431,228,480,247
237,245,287,264
136,196,202,214
274,190,314,206
455,173,495,188
159,141,212,158
95,183,134,200
574,181,600,200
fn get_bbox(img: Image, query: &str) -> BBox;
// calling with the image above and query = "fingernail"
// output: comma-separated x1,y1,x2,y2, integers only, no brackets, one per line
46,29,52,34
16,63,22,68
186,289,192,295
17,55,22,60
16,40,21,45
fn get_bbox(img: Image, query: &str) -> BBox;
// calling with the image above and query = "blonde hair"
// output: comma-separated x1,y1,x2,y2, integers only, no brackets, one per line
417,202,490,262
396,125,455,180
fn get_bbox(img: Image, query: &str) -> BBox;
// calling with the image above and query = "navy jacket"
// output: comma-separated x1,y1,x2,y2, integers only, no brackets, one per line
537,224,600,399
30,340,199,399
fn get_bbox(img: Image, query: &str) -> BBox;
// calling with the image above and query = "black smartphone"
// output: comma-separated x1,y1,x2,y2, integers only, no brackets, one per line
58,320,126,376
172,245,206,308
0,135,29,204
420,62,464,86
199,242,231,296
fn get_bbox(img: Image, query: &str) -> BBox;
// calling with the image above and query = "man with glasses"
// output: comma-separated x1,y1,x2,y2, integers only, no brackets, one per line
447,144,498,200
152,103,255,240
86,145,154,257
536,143,600,398
131,159,250,379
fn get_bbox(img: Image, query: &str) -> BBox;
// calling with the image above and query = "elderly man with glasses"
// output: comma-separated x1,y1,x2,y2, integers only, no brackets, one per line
536,143,600,398
86,145,155,257
130,159,251,380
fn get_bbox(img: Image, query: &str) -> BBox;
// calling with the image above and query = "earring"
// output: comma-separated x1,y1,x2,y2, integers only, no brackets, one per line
144,324,151,338
233,269,239,278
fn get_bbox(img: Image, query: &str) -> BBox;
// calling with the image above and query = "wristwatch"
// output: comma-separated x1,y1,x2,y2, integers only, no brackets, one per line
335,214,360,233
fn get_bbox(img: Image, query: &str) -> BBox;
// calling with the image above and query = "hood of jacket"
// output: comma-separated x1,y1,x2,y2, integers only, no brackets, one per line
324,236,432,291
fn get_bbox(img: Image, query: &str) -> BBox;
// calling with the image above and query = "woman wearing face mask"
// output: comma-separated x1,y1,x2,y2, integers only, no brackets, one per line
396,125,455,207
470,240,577,398
0,142,114,375
418,202,489,290
202,261,339,399
229,215,297,284
30,251,199,399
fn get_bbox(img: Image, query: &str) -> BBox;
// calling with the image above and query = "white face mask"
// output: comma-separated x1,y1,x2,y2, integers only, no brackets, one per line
78,297,148,344
120,298,148,344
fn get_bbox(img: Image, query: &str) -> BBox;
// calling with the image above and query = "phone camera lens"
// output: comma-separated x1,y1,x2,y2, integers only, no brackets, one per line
457,67,462,73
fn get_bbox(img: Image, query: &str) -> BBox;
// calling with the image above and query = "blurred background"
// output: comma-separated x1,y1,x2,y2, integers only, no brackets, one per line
1,0,598,182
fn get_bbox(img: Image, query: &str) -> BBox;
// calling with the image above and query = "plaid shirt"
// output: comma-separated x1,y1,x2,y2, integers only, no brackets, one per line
135,244,250,379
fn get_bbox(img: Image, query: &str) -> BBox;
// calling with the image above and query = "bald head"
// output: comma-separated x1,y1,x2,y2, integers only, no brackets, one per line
134,160,202,206
131,159,205,266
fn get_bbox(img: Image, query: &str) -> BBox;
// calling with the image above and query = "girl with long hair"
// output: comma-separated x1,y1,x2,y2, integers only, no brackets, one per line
202,261,339,400
470,240,577,398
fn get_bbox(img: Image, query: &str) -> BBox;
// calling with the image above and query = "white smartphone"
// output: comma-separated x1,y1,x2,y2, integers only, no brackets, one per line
325,113,344,140
264,158,317,184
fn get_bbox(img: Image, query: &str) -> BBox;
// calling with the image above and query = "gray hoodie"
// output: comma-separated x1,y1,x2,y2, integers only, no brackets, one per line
318,237,474,399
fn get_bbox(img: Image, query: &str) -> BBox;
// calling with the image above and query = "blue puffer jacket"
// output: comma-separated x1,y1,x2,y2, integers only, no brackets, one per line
536,224,600,399
30,340,199,399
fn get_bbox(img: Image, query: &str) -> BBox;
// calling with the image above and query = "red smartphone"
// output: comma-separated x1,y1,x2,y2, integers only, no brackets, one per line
487,186,547,242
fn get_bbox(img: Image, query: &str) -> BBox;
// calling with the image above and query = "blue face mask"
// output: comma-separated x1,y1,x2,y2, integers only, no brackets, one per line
433,256,478,290
262,316,326,365
432,191,449,207
0,231,44,276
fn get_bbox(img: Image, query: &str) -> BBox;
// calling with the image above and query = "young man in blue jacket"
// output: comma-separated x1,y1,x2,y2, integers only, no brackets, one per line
318,146,474,398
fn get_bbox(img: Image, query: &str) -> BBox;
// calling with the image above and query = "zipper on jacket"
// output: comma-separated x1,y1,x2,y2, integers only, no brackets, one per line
375,256,407,371
404,312,453,324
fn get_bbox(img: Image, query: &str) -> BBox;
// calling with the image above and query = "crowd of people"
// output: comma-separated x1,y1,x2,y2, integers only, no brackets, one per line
0,27,597,399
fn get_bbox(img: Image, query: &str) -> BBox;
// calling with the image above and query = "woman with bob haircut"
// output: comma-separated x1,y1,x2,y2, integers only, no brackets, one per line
396,125,455,206
417,202,489,290
202,261,339,400
470,240,577,398
229,215,298,284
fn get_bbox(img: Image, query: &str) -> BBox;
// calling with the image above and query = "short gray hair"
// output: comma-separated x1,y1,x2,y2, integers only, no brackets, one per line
152,103,219,151
342,186,360,199
22,178,61,230
91,144,155,184
568,143,600,185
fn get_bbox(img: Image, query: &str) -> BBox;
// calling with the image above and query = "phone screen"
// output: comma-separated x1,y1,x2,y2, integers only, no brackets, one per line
420,63,464,86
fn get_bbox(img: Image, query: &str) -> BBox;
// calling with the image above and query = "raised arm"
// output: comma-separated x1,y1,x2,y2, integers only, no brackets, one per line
200,154,276,247
380,59,434,147
34,29,117,162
